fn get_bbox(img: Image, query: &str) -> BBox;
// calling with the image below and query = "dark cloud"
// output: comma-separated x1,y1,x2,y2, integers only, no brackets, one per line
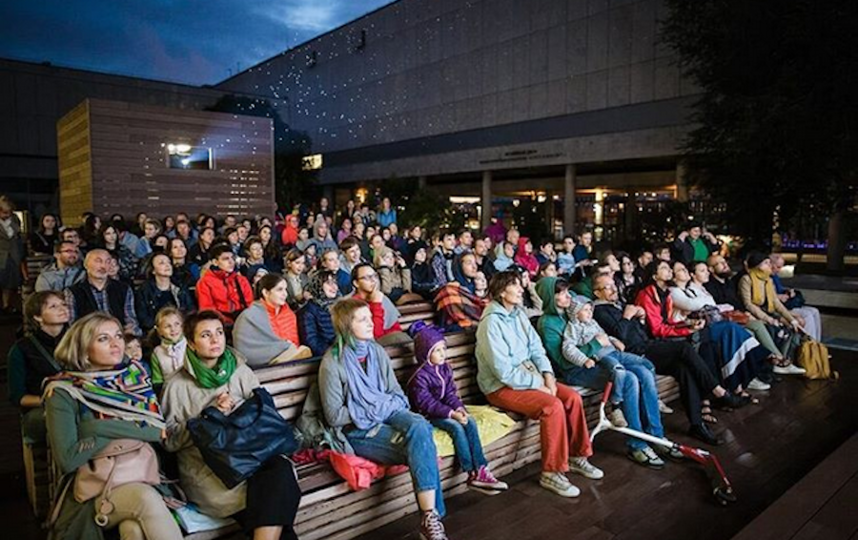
0,0,396,85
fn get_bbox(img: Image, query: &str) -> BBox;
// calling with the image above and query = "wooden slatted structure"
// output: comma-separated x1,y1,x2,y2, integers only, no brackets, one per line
56,99,275,226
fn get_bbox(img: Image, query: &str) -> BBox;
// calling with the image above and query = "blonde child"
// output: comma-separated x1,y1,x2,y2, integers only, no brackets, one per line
150,307,187,392
406,322,507,494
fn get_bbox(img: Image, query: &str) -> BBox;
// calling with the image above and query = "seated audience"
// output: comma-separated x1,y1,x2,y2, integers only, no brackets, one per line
7,291,68,443
233,273,313,367
135,253,195,333
318,247,353,295
99,223,139,283
162,311,302,539
435,252,488,332
673,223,721,265
35,240,84,292
429,230,457,289
770,253,823,341
29,213,59,255
318,298,449,540
376,246,421,304
149,307,187,392
195,244,253,325
299,270,341,356
351,262,407,345
283,248,311,310
46,312,182,540
66,249,142,336
476,270,602,499
514,237,539,278
168,237,198,290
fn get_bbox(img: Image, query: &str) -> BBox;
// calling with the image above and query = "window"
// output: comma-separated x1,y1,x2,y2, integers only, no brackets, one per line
166,144,213,170
302,154,323,170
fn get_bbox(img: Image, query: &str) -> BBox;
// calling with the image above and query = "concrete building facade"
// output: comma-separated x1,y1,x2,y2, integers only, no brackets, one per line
216,0,699,234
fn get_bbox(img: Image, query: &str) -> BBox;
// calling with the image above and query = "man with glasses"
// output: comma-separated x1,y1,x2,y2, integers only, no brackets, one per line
351,262,405,344
591,274,745,446
35,240,85,292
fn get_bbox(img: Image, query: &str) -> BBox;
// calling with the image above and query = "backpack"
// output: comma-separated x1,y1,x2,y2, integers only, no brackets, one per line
796,339,838,380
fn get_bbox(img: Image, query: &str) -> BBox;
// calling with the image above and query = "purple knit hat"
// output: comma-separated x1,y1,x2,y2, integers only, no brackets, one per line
408,321,446,364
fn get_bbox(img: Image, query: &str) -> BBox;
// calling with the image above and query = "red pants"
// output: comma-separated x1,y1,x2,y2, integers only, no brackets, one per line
487,383,592,472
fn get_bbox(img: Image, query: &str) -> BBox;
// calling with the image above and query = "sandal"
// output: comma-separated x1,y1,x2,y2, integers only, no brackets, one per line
701,406,718,424
739,392,760,405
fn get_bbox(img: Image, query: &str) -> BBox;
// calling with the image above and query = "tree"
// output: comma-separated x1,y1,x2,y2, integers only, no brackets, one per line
661,0,858,269
206,95,318,213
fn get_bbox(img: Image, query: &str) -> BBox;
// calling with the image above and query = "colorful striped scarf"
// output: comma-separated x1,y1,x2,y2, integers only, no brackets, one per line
43,360,165,429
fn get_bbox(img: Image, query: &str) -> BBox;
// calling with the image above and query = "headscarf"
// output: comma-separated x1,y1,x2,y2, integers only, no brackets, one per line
514,236,539,277
43,360,165,429
309,270,342,308
184,347,238,389
451,251,477,294
493,243,513,272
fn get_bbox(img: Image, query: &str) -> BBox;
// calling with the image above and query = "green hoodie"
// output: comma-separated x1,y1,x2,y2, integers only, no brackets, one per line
535,277,603,381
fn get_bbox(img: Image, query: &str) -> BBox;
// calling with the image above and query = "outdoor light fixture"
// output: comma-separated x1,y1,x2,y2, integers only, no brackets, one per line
166,143,213,170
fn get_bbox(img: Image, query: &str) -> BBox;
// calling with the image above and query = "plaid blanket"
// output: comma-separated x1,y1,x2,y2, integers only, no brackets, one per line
435,282,487,329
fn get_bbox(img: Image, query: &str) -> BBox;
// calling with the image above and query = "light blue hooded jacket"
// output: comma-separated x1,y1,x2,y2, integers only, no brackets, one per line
475,300,555,395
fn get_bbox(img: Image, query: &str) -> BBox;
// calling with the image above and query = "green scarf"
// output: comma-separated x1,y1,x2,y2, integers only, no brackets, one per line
184,347,238,389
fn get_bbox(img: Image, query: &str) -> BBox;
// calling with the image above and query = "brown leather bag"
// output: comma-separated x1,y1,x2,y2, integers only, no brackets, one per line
73,439,160,525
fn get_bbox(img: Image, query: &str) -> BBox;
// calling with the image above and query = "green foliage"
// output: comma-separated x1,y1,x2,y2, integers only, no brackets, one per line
660,0,858,248
377,177,458,232
206,95,318,212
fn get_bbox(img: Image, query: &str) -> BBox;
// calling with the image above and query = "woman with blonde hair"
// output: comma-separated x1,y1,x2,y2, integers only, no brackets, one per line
45,312,181,540
318,298,451,540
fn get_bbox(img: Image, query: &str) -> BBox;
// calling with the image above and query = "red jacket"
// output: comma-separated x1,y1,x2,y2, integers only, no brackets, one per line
634,284,692,338
196,269,253,324
355,294,403,339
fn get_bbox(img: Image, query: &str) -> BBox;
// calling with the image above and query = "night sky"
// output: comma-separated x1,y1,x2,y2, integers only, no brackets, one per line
0,0,397,86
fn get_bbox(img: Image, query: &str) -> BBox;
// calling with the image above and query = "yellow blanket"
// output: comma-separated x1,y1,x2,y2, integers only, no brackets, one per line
432,405,516,457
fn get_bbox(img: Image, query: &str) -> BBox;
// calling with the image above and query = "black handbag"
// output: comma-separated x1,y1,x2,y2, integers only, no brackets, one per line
188,387,298,489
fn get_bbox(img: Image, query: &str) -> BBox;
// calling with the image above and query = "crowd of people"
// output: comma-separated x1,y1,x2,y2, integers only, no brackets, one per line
3,192,824,540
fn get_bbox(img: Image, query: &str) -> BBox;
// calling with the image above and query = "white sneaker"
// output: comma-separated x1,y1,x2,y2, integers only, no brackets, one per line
569,457,604,480
747,378,771,391
773,363,806,375
608,407,628,427
539,472,580,498
658,400,674,414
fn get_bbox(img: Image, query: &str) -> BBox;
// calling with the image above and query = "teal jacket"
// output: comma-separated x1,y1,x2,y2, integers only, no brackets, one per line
475,300,554,395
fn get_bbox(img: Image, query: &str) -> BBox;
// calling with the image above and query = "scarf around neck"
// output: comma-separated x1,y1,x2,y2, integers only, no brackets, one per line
748,268,777,313
340,340,408,430
184,347,238,389
43,360,165,429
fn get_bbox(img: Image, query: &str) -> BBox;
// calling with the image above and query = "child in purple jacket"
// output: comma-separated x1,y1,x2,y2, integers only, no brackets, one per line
407,322,508,494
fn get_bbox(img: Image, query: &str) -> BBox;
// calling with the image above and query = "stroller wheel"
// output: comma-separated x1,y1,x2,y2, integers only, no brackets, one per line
713,486,737,505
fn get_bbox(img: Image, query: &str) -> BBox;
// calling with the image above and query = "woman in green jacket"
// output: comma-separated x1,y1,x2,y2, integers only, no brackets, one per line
45,312,181,540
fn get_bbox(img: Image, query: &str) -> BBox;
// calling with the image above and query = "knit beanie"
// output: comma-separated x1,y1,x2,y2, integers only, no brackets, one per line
745,251,769,269
408,321,446,364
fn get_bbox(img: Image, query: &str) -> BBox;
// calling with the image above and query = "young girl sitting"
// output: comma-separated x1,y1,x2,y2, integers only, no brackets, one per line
150,307,187,392
406,322,508,494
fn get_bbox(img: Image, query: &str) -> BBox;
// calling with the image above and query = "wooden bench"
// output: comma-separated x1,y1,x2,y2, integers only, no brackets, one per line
396,301,436,330
248,330,680,540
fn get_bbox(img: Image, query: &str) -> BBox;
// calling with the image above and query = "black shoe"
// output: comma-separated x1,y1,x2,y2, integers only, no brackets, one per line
688,424,724,446
712,394,750,411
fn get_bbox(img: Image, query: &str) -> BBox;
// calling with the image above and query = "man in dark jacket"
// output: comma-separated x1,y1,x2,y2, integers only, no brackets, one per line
65,249,142,336
673,223,720,265
591,274,745,446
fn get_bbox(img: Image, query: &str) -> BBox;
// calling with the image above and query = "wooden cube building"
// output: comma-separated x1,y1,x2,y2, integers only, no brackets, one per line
57,99,275,226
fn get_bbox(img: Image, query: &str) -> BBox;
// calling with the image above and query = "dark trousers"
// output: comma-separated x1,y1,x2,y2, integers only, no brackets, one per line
641,340,720,428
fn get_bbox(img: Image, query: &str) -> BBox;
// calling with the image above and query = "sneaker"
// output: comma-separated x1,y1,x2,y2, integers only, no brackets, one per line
773,363,806,375
608,407,628,427
569,457,604,480
468,466,509,493
419,509,449,540
627,446,665,469
747,378,771,391
658,400,674,414
653,444,685,461
539,472,580,498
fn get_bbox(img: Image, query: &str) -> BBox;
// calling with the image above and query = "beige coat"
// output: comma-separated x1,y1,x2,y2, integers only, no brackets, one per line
378,265,412,295
737,274,795,325
161,355,260,518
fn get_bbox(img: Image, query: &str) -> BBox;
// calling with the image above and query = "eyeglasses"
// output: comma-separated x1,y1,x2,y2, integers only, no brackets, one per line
357,273,378,282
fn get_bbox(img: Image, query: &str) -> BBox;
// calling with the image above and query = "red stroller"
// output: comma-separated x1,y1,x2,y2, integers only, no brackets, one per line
589,381,737,505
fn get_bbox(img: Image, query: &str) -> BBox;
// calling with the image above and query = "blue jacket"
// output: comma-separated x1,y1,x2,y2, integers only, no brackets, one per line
475,301,554,395
299,301,336,357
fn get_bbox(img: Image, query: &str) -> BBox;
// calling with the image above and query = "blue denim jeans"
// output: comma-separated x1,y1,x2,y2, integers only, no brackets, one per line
606,351,664,450
431,417,487,473
345,409,446,516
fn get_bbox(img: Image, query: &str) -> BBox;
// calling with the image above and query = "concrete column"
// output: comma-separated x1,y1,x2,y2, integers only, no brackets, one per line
481,170,493,231
624,189,638,242
544,190,555,237
563,164,577,234
675,160,689,202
